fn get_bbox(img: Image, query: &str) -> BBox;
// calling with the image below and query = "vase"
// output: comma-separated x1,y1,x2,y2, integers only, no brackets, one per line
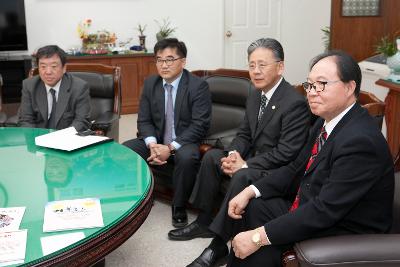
156,32,166,42
386,39,400,82
138,35,146,52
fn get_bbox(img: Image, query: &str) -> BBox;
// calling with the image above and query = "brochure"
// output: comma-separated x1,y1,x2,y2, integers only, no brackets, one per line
0,207,26,232
43,198,104,232
40,232,85,256
0,229,27,266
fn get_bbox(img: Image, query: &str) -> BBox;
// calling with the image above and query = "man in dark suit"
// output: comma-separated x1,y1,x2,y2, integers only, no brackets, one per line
19,45,90,131
169,38,310,241
188,50,395,267
123,38,212,228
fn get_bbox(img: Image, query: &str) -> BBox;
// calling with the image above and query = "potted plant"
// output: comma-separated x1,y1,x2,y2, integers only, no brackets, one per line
375,34,400,81
136,23,147,51
155,18,177,41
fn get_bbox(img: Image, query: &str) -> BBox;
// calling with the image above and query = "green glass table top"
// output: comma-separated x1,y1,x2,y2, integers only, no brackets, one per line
0,127,152,266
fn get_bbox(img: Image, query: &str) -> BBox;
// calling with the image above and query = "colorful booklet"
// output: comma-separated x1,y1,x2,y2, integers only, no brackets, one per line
0,229,27,266
0,207,26,232
43,198,104,232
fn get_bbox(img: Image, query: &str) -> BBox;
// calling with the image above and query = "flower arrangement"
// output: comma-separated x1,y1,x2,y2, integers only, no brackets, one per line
76,19,117,54
77,18,92,39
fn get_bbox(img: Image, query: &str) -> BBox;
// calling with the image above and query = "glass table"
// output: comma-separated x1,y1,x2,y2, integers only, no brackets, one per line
0,127,154,266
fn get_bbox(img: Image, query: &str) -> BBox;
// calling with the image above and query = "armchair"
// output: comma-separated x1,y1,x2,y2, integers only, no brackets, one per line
153,68,253,199
26,63,121,139
282,90,397,267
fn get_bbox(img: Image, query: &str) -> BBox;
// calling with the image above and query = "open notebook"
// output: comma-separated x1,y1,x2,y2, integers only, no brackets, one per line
35,127,111,151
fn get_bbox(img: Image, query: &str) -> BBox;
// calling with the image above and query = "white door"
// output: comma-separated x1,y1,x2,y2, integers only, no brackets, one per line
224,0,282,69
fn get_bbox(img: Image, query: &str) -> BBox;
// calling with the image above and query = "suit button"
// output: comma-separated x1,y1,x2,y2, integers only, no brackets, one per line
306,183,310,187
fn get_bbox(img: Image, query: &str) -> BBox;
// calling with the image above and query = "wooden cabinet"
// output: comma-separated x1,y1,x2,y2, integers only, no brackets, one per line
68,54,158,114
375,79,400,158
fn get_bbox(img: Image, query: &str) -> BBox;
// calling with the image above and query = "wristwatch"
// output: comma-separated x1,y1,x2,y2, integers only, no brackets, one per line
168,144,176,156
252,231,263,248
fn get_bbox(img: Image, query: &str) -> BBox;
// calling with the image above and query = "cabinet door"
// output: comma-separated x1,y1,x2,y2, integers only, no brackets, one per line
111,57,140,114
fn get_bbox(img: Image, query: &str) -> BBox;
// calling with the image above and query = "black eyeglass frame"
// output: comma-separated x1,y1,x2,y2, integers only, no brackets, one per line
302,80,341,93
155,57,183,66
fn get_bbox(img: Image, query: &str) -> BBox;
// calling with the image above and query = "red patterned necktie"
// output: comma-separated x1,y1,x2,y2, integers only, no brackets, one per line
289,126,327,211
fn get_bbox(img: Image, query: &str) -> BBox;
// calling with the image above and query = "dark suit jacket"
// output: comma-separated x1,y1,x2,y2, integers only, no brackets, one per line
228,78,310,170
137,69,212,145
19,73,91,131
254,103,394,245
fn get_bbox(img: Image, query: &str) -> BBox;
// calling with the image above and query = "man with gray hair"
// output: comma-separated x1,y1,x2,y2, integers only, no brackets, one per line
169,38,310,266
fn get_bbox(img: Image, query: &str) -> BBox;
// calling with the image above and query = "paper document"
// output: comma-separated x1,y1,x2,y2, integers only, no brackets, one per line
0,207,26,232
35,127,111,151
0,229,27,266
40,232,85,256
43,198,104,232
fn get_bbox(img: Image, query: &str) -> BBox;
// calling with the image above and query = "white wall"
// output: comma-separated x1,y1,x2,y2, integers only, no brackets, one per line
24,0,224,70
24,0,330,81
280,0,331,84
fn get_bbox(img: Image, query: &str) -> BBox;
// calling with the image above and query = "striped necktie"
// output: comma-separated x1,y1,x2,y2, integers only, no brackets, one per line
163,84,174,145
289,126,327,211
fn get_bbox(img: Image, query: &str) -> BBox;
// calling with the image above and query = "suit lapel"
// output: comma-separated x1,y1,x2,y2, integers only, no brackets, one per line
36,82,48,122
155,79,165,128
249,91,261,138
306,103,362,174
55,74,72,127
254,79,286,139
174,71,189,128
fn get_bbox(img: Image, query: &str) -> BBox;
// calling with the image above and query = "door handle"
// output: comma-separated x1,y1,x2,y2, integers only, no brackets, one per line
226,30,232,37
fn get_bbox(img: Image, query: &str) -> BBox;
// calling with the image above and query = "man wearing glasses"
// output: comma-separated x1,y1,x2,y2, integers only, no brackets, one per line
123,38,212,228
192,50,394,267
171,38,311,265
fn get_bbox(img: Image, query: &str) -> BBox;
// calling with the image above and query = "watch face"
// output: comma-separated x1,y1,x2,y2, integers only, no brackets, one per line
252,232,261,243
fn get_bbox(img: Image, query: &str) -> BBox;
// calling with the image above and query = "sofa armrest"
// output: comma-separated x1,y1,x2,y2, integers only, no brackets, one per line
91,111,119,131
294,234,400,267
202,129,238,150
0,112,7,126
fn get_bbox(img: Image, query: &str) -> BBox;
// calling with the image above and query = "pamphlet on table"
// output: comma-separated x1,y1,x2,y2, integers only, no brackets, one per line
43,198,104,232
35,127,111,151
0,207,26,232
40,232,85,256
0,229,27,266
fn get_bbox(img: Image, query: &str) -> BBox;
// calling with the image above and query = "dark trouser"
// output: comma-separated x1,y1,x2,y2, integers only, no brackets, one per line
227,198,292,267
209,168,269,241
189,148,227,214
123,138,200,207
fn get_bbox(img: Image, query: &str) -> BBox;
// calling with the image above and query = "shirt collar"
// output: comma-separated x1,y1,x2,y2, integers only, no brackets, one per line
163,72,183,90
262,77,283,99
324,102,356,136
44,78,62,94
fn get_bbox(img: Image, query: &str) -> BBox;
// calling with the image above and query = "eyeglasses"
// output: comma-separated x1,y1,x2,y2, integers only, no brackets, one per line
156,57,182,66
302,80,341,93
248,61,280,72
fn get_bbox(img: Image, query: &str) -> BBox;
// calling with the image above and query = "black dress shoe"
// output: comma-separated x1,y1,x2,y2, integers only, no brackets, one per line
186,246,228,267
168,221,215,240
172,206,188,228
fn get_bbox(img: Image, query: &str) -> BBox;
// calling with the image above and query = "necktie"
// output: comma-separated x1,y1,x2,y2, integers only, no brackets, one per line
48,88,57,129
258,94,268,122
163,84,174,145
289,126,327,211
